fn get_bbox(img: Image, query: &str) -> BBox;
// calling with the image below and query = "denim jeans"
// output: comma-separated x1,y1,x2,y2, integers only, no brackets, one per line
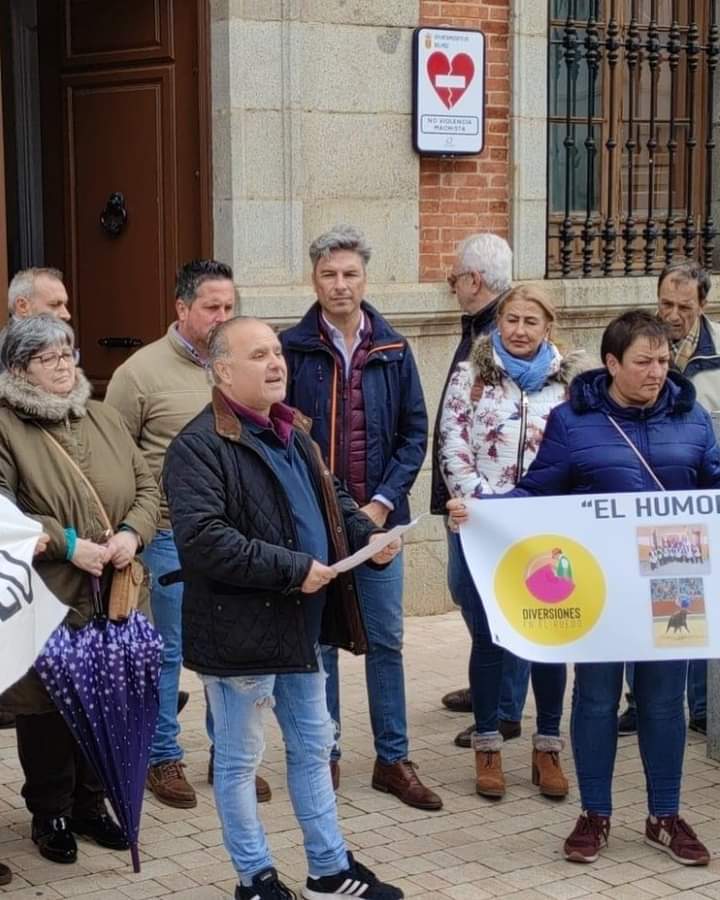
626,660,706,720
201,654,348,883
498,652,531,722
687,659,707,720
322,552,407,764
571,660,688,816
447,531,565,736
143,530,184,765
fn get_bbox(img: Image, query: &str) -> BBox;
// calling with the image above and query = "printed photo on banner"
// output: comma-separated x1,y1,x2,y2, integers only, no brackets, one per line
636,524,710,576
650,577,708,649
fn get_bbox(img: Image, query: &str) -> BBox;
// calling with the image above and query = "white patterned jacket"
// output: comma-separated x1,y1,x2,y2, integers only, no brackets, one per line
439,335,585,498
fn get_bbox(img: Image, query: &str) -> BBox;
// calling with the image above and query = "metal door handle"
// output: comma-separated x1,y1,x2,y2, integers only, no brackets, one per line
100,192,128,237
98,337,143,349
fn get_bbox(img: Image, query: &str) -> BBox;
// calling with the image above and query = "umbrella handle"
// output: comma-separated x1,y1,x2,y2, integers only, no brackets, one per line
89,574,105,620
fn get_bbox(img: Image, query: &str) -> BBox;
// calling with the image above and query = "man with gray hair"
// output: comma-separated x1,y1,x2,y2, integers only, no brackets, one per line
431,234,530,746
281,225,441,812
7,267,70,321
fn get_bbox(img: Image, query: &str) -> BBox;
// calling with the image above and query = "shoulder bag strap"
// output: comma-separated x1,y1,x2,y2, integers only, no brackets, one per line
605,414,666,491
38,426,114,537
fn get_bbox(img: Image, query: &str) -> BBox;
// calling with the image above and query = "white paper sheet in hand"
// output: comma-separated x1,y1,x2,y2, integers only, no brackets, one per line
0,495,67,694
331,516,424,574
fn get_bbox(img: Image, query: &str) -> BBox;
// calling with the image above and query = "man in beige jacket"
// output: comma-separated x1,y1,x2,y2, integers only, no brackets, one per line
105,260,247,808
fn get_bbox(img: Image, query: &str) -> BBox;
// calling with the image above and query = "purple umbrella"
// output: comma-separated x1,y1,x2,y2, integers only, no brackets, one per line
35,582,162,873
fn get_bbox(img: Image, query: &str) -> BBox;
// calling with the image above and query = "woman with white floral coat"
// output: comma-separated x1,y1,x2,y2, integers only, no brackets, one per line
439,285,584,800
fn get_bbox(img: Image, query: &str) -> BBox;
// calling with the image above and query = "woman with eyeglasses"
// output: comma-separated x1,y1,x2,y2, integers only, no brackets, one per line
0,315,159,867
438,285,584,800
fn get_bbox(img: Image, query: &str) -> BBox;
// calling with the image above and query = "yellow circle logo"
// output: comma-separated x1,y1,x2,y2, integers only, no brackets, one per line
494,534,605,646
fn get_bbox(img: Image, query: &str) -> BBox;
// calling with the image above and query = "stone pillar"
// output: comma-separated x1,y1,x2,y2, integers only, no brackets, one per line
509,0,548,280
707,660,720,760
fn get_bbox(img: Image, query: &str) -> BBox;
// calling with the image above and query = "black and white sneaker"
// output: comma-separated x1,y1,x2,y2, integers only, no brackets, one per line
302,852,403,899
236,867,296,900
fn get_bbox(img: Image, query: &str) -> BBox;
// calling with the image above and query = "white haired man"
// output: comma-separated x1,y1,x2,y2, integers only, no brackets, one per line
430,234,530,747
7,267,71,321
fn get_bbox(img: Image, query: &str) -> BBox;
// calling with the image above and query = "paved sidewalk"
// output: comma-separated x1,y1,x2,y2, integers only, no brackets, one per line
1,611,719,898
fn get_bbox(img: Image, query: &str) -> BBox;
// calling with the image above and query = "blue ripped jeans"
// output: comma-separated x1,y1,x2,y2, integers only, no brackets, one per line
201,651,348,884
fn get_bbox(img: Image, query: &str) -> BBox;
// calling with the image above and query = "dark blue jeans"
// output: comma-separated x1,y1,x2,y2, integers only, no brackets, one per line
322,553,407,764
447,531,566,736
499,653,531,722
627,659,706,719
572,660,688,816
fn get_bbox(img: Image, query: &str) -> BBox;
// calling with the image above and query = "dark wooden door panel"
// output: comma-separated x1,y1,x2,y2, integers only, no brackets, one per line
35,0,210,390
64,66,177,386
64,0,174,67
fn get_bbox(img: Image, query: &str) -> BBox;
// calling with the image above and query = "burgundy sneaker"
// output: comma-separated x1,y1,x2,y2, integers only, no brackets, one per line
645,815,710,866
564,813,610,863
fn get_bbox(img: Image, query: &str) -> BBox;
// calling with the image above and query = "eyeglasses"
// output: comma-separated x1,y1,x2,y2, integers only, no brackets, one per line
447,271,473,289
29,349,76,370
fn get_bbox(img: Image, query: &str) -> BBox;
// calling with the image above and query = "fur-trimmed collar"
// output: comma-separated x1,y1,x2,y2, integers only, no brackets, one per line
469,334,586,388
0,370,92,421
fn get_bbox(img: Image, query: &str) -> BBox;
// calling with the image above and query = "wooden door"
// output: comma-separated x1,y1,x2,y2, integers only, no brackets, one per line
38,0,211,389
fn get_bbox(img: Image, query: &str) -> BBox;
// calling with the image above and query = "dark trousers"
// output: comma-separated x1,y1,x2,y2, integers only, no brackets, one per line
15,710,105,819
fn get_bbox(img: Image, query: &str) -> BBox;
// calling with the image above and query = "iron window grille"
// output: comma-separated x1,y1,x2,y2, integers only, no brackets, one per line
547,0,719,278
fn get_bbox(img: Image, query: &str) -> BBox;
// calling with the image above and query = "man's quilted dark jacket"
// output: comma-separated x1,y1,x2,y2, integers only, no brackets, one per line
163,388,377,677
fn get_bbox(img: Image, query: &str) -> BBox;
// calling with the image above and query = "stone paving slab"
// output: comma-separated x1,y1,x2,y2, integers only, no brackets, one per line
1,611,719,898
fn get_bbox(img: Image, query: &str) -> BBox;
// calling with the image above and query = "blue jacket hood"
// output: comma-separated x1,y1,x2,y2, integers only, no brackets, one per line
568,367,696,418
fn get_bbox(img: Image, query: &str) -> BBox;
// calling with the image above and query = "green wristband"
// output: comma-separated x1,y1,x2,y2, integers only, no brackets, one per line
63,527,77,561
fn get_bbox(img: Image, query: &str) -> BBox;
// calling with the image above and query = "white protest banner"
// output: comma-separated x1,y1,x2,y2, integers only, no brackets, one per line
0,495,67,693
460,490,720,663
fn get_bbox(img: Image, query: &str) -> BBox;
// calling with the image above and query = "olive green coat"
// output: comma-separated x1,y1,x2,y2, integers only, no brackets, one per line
0,370,159,714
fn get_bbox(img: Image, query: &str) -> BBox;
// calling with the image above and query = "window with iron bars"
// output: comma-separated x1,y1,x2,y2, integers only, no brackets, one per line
547,0,719,278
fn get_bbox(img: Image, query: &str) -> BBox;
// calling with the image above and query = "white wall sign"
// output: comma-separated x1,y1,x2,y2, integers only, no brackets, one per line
460,491,720,663
412,26,486,156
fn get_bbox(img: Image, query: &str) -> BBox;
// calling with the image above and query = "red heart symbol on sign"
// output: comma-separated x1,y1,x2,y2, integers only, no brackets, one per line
426,51,475,109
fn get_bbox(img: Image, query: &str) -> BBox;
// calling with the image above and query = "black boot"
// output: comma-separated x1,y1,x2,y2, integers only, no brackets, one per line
71,809,129,850
32,816,77,864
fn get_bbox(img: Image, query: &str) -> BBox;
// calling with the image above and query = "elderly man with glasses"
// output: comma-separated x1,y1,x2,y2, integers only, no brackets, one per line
618,261,716,738
432,234,533,748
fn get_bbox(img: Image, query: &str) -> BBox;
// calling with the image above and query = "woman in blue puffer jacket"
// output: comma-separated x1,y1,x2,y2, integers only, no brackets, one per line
448,309,720,869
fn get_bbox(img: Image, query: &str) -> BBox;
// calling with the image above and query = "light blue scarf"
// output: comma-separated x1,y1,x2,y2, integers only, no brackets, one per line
491,329,555,393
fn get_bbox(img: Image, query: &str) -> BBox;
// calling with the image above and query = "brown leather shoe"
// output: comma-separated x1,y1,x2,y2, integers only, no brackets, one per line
372,759,442,810
0,862,11,886
475,750,505,798
532,749,568,798
441,687,472,713
330,760,340,791
255,775,272,803
146,761,197,809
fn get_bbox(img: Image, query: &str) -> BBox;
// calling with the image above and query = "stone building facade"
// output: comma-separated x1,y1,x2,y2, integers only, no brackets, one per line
211,0,720,614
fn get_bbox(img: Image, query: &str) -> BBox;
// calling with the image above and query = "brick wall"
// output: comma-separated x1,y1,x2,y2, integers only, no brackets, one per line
418,1,511,281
